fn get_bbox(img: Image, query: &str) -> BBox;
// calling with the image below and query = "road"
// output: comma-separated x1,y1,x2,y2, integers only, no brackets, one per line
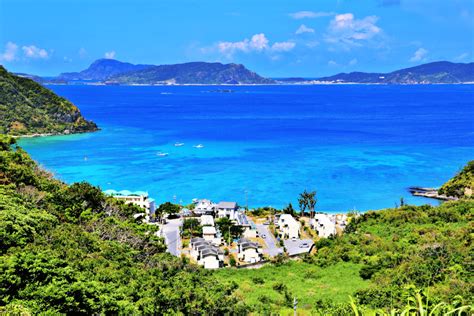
162,218,182,256
256,224,283,257
283,238,314,256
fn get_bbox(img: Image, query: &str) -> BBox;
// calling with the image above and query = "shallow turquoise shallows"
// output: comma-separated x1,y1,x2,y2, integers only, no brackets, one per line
18,84,474,212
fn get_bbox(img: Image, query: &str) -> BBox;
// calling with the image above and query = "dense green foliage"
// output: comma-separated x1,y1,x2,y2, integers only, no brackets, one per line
0,66,97,135
438,160,474,198
0,135,244,314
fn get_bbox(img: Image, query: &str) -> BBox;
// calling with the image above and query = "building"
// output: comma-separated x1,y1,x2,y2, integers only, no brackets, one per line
217,201,239,220
277,214,300,239
202,226,217,241
236,213,258,238
237,238,262,263
311,214,336,238
193,199,216,215
104,189,156,221
190,237,224,269
200,215,215,227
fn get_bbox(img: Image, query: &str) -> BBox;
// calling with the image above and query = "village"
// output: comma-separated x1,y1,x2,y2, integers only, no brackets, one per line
104,189,351,269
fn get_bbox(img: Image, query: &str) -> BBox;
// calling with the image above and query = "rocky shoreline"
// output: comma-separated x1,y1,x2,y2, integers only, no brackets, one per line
408,187,458,201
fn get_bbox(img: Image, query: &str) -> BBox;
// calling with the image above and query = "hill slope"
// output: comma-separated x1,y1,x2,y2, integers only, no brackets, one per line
0,135,243,314
439,161,474,197
0,66,98,135
108,61,274,84
318,61,474,84
59,58,152,81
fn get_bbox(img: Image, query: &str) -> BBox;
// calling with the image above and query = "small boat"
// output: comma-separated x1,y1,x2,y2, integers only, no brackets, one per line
174,142,185,147
157,152,169,157
193,144,204,149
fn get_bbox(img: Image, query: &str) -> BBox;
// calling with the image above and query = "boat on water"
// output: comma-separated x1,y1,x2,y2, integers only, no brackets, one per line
157,152,169,157
174,142,185,147
193,144,204,149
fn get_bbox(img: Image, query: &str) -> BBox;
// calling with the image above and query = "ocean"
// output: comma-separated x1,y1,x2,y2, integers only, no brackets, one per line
18,84,474,212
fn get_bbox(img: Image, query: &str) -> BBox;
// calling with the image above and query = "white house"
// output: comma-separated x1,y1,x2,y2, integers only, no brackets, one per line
190,237,224,269
217,201,239,220
202,226,217,241
237,238,262,263
311,214,336,238
236,213,258,238
194,199,216,215
200,215,215,227
277,214,300,239
104,189,156,222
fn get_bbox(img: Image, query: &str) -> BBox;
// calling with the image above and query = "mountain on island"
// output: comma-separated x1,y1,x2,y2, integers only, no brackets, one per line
56,59,274,84
59,58,152,81
0,66,98,135
108,61,274,84
316,61,474,84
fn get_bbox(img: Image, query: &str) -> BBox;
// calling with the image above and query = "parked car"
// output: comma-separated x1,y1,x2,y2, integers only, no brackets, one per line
299,242,310,248
261,234,266,238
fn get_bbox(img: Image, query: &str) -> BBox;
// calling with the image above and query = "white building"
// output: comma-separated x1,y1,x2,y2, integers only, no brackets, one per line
104,189,156,221
236,213,258,238
202,226,217,241
217,201,239,220
277,214,300,239
311,214,336,238
200,215,215,227
194,199,216,215
237,238,262,263
190,238,224,269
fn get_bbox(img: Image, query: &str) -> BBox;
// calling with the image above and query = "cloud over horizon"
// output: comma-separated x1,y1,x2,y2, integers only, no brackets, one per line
104,51,116,59
289,11,334,19
0,42,18,62
325,13,382,48
409,48,428,62
217,33,295,57
295,24,315,35
22,45,49,59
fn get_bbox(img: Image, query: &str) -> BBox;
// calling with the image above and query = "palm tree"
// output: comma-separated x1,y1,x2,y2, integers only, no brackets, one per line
298,190,317,218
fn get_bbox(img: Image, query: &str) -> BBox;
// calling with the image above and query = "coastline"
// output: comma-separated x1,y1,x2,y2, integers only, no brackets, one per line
12,128,100,139
408,187,458,201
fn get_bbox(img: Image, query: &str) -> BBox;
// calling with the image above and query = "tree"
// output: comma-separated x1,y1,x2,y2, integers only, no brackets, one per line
283,203,296,217
215,217,244,245
155,202,180,223
298,190,317,218
182,218,202,238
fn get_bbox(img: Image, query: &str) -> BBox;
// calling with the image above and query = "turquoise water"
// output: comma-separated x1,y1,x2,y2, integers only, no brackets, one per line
19,84,474,212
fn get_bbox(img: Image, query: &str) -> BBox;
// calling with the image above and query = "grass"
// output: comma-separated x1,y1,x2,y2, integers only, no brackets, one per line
213,261,369,313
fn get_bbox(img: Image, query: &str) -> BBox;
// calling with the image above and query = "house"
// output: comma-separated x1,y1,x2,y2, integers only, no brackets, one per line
311,214,336,238
202,226,217,241
236,213,258,238
104,189,156,222
277,214,300,239
194,199,216,215
190,237,224,269
237,238,262,263
200,215,215,227
217,201,239,220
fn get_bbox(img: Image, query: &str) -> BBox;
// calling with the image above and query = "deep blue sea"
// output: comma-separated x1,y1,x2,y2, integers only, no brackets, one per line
18,84,474,212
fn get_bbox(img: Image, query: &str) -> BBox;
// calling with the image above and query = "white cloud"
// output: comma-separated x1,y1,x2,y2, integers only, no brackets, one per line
328,60,338,66
271,41,296,52
349,58,358,66
78,47,87,58
295,24,315,35
0,41,18,62
325,13,382,48
22,45,49,59
409,48,428,62
306,41,320,48
104,51,116,59
290,11,334,19
217,33,295,57
454,52,469,62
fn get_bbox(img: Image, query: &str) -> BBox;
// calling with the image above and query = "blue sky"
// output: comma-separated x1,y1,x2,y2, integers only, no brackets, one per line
0,0,473,77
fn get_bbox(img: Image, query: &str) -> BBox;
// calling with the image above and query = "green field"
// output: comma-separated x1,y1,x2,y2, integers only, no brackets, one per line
213,261,369,313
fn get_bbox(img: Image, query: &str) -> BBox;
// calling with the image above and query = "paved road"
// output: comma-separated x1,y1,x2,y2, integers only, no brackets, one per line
283,238,314,256
256,224,283,257
162,218,182,256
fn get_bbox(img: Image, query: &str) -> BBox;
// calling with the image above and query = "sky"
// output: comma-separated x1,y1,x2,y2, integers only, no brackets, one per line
0,0,473,77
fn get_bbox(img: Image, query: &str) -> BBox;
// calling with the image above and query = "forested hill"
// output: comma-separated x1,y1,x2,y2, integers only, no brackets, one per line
108,62,274,84
0,135,243,314
317,61,474,84
439,160,474,198
0,66,98,135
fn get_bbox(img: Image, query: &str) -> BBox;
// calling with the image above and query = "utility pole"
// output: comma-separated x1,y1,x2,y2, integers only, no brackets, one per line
293,297,298,316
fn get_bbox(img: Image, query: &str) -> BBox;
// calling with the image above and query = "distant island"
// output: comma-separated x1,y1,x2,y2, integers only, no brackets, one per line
16,59,474,86
314,61,474,84
0,66,98,136
56,59,273,85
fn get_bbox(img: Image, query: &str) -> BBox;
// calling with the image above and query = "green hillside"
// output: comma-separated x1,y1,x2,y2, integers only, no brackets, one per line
0,66,97,135
0,135,243,314
439,161,474,198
